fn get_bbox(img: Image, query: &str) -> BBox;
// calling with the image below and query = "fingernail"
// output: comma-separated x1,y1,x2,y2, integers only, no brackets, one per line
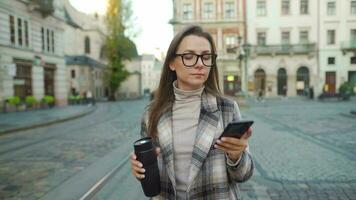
221,137,226,141
142,169,145,173
141,174,145,178
214,144,218,148
216,140,221,144
138,163,143,167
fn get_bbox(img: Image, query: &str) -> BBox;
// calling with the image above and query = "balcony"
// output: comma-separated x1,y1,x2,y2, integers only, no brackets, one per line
341,41,356,53
29,0,54,16
250,43,316,56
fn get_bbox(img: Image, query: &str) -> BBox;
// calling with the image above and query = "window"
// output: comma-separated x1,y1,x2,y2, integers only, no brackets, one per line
41,27,45,51
257,0,267,16
299,31,309,44
327,30,335,45
203,2,214,19
224,1,235,19
281,0,290,15
351,29,356,44
300,0,309,14
71,70,76,78
14,62,32,98
225,35,237,52
24,20,29,47
352,1,356,15
42,27,55,53
17,18,22,46
327,2,336,16
85,36,90,54
328,57,335,65
46,29,50,52
281,31,290,45
183,3,193,20
351,56,356,64
9,15,15,44
257,32,266,45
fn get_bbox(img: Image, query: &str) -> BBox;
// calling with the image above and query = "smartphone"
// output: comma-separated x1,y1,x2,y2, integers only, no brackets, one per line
219,120,254,139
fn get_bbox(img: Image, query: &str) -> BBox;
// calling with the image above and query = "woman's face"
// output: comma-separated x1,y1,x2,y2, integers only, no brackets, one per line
169,35,213,90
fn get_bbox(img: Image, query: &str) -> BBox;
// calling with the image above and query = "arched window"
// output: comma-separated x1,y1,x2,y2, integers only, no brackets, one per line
296,66,309,95
254,69,266,93
277,68,287,95
85,36,90,54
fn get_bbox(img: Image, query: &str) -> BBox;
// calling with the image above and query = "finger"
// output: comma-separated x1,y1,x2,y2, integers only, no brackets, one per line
155,147,161,156
130,159,143,168
216,140,244,151
242,128,252,139
132,169,145,179
214,144,237,154
130,152,136,160
220,137,246,147
132,165,146,173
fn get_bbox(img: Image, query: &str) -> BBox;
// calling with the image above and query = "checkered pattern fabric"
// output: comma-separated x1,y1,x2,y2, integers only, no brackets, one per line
140,90,254,200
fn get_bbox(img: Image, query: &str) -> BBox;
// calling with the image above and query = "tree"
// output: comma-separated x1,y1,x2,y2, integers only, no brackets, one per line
105,0,137,100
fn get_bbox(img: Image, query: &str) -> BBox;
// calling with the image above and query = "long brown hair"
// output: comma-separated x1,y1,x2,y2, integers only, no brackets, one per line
147,25,221,138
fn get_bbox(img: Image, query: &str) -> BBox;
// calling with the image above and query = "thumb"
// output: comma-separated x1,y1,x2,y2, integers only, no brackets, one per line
242,128,252,139
155,147,161,156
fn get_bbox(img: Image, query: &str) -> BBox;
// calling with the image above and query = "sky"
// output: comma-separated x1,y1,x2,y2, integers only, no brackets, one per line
68,0,173,58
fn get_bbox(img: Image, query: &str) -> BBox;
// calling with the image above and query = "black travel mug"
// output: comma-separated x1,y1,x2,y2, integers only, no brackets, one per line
134,137,161,197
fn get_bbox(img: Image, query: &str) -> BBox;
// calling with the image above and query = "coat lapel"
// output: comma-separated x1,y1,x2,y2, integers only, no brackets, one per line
187,91,220,189
157,110,176,187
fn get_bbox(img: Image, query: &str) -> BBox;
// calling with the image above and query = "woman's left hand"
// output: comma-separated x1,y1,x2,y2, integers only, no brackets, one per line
214,127,252,162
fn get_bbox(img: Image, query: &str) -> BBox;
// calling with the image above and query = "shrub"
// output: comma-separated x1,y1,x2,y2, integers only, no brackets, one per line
42,95,54,104
25,96,37,106
339,82,352,94
7,96,21,105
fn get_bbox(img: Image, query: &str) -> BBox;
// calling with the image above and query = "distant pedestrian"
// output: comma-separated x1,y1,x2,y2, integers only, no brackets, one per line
257,89,264,101
130,25,253,199
283,85,287,98
309,86,314,99
86,90,93,105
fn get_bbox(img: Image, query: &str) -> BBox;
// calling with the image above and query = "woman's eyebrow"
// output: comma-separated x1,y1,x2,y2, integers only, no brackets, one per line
181,50,212,53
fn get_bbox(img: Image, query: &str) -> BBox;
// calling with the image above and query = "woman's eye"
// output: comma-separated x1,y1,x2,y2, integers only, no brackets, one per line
183,54,194,59
202,54,212,60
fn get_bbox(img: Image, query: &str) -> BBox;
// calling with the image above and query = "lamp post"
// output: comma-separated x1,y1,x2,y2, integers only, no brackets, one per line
242,43,250,96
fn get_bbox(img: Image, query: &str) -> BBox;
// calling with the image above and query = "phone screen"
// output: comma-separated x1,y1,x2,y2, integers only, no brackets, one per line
219,120,254,139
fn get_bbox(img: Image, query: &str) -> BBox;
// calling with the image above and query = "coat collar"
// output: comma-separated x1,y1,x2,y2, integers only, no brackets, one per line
157,90,220,190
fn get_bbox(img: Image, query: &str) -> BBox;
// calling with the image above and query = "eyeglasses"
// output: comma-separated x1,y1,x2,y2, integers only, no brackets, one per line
175,53,217,67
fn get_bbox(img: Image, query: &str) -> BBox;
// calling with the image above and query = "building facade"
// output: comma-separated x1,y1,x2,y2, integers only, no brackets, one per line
141,54,163,95
0,0,67,106
319,0,356,95
246,0,318,97
170,0,246,96
118,56,142,99
63,0,109,101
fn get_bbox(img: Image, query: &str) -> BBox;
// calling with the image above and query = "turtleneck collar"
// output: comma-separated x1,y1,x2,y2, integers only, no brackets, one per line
173,80,205,101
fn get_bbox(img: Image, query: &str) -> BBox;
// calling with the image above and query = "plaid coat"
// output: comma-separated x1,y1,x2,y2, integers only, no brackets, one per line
141,90,254,200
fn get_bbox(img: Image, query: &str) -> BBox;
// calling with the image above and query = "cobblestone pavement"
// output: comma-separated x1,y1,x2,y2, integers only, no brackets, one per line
0,100,147,200
0,97,355,200
239,97,356,200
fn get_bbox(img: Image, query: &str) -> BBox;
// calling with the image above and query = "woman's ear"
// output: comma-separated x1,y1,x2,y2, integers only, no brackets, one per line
169,64,175,71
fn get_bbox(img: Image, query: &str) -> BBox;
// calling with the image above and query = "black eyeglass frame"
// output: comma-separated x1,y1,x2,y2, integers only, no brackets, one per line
175,53,218,67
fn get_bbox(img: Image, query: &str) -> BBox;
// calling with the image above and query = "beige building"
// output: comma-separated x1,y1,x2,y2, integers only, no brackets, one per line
170,0,246,96
0,0,68,106
319,0,356,95
118,56,142,99
141,54,163,95
63,0,109,100
246,0,318,97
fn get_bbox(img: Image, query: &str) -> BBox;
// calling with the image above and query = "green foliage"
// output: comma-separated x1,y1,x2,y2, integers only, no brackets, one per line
25,96,37,106
105,0,137,100
42,95,54,104
7,96,21,105
339,82,353,94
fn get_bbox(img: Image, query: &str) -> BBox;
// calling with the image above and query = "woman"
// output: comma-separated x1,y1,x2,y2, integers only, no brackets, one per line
130,25,254,199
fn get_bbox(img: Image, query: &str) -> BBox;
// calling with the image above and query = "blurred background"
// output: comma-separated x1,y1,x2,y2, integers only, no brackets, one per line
0,0,355,200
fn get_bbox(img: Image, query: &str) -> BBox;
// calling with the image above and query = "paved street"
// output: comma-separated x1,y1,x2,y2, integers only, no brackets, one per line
239,97,356,200
0,97,355,199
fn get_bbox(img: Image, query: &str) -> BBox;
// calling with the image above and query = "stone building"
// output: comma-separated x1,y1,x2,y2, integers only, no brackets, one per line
0,0,68,106
170,0,246,96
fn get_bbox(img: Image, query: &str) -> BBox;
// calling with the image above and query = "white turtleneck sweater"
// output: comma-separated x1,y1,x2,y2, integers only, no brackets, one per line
172,81,204,197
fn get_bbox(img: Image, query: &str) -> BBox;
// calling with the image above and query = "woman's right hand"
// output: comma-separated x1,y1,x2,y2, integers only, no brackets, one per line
130,147,161,180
